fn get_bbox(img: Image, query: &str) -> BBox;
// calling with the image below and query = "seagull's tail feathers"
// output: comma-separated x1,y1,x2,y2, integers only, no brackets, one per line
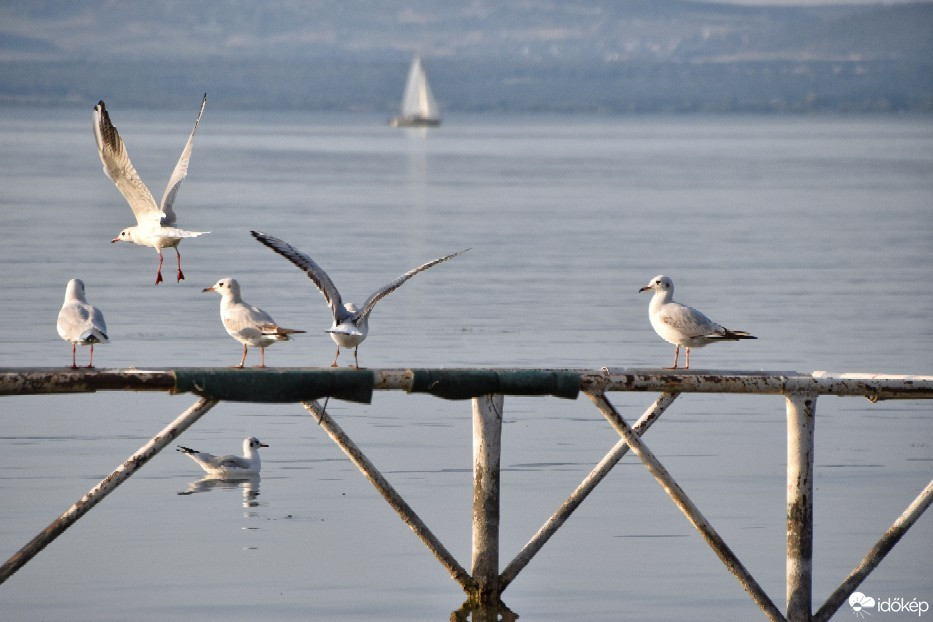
259,323,306,341
80,329,109,344
327,325,365,337
711,329,757,341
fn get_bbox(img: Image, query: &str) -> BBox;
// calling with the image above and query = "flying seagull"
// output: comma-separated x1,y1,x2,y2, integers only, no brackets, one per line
177,437,268,476
94,94,209,284
203,277,305,367
251,230,468,368
639,274,756,369
57,278,109,369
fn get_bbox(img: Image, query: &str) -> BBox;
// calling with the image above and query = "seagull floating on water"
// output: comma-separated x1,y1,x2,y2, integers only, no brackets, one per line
177,437,268,476
251,230,468,368
94,94,209,285
639,274,756,369
57,278,109,369
203,277,305,368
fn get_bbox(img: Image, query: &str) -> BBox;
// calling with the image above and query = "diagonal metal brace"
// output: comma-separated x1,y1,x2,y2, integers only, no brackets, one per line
587,391,787,622
301,399,474,591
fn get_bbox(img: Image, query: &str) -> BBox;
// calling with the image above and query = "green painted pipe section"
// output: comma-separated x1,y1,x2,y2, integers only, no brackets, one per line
407,369,580,400
172,368,375,403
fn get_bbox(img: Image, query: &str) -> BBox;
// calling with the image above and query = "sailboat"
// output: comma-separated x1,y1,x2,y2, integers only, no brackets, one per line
389,56,441,127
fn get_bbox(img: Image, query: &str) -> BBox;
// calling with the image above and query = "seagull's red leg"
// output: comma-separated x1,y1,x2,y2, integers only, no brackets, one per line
668,345,680,369
685,347,691,370
175,248,185,282
352,347,361,369
70,343,78,369
237,344,247,368
87,344,95,369
155,252,165,285
259,347,266,368
330,346,340,367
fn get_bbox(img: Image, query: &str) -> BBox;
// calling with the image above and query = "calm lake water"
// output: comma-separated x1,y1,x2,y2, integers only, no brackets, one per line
0,108,931,620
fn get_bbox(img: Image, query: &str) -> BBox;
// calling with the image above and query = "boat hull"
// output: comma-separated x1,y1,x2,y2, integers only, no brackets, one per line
389,116,441,128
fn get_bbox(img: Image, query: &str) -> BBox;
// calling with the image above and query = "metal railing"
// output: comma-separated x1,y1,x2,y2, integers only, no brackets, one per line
1,367,931,621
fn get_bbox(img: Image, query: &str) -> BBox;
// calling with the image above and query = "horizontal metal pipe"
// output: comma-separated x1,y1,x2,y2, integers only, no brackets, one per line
2,368,931,400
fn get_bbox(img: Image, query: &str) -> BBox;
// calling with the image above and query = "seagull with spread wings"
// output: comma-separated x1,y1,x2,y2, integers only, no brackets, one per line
94,94,209,284
251,231,468,368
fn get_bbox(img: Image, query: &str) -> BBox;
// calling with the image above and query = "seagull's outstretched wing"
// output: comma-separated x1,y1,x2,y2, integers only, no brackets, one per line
251,231,349,323
357,248,469,320
94,100,162,227
159,93,207,226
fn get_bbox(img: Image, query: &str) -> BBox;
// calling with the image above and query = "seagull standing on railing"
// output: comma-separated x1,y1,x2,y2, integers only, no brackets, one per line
57,279,109,369
177,437,268,476
639,274,756,369
94,94,209,284
251,230,468,368
203,277,305,367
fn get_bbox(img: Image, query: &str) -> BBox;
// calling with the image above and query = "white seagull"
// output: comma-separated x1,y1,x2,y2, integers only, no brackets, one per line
57,278,109,369
639,274,756,369
251,230,468,368
203,277,306,368
177,437,268,476
94,94,209,285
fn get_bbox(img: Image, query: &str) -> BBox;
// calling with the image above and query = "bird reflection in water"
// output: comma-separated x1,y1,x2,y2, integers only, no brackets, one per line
178,473,261,509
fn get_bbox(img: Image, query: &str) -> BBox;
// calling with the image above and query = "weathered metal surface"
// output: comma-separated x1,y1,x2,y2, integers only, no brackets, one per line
814,479,933,622
471,395,503,605
2,368,931,401
173,368,374,403
0,368,175,395
587,391,787,622
499,391,680,591
0,397,218,585
407,369,580,400
301,399,474,591
596,368,933,400
786,393,817,622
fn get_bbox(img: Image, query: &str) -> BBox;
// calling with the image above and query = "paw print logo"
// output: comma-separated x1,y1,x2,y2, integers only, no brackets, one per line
848,592,875,618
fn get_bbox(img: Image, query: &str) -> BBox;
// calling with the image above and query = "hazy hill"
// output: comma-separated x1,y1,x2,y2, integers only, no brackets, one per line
1,1,930,112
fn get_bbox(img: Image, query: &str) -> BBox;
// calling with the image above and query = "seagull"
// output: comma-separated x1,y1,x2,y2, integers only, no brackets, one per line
639,274,756,369
57,278,109,369
177,437,268,476
94,94,209,285
251,230,468,368
203,277,306,368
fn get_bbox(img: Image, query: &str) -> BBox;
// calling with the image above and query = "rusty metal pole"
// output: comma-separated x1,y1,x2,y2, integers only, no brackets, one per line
0,397,218,584
470,394,503,606
786,393,817,622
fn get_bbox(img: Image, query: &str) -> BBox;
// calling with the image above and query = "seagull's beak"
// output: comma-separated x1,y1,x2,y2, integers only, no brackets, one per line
110,237,120,243
259,442,269,448
202,286,215,293
639,285,652,293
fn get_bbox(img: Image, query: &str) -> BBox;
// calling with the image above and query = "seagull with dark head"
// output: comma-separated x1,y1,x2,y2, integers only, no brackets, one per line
251,230,468,368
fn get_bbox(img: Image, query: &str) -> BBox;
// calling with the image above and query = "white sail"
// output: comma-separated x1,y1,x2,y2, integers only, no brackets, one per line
391,56,441,127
